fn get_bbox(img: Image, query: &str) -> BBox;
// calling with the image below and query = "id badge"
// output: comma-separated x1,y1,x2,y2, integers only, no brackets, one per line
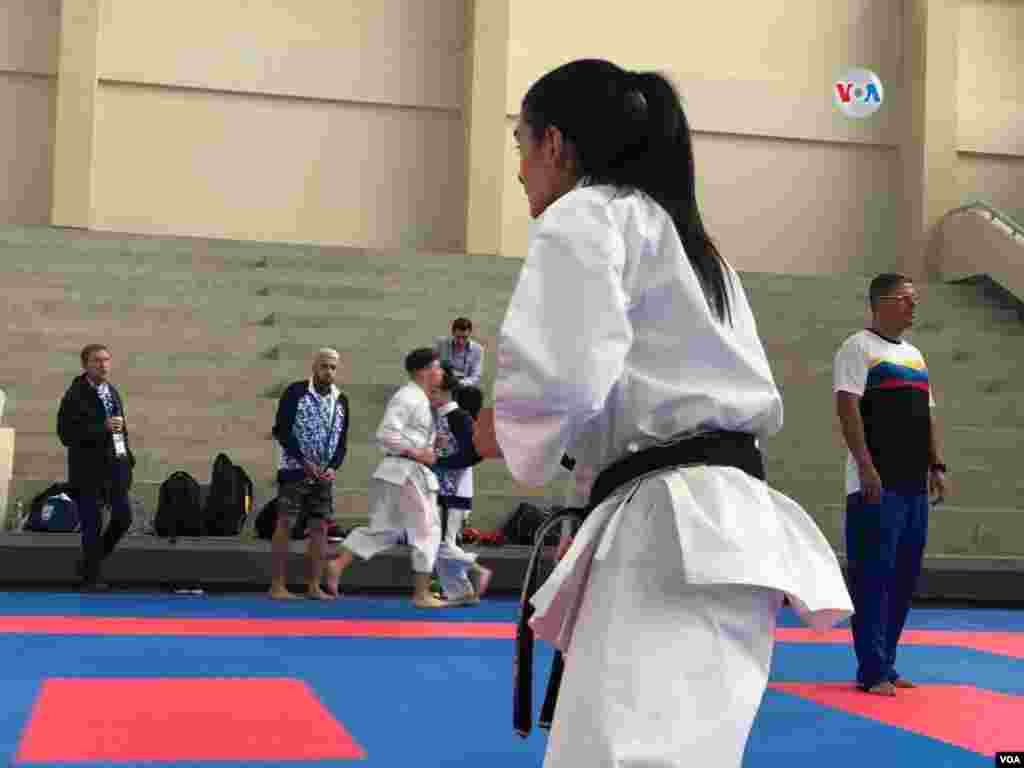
112,433,128,457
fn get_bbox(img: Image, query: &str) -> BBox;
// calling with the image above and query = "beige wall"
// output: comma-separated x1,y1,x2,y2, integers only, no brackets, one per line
497,0,904,274
957,0,1024,223
463,0,511,256
0,0,60,225
959,154,1024,223
91,84,466,249
82,0,467,250
7,1,1020,264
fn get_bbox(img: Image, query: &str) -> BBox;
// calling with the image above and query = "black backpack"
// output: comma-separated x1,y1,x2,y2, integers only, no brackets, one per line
254,496,280,540
24,482,80,533
502,502,553,545
154,471,203,538
203,453,252,536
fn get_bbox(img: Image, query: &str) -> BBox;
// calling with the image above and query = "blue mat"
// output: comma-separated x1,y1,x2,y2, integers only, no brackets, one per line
0,591,1019,767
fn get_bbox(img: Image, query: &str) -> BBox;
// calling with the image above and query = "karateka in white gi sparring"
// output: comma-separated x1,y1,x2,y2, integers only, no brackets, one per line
471,58,855,768
329,348,447,608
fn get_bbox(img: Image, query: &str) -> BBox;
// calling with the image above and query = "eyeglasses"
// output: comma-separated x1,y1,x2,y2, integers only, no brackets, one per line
878,294,919,305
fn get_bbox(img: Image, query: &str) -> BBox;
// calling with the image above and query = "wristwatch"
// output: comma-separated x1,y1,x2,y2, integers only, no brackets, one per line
930,463,947,473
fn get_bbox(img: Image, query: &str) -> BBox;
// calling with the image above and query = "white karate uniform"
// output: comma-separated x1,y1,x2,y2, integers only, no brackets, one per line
343,381,441,574
494,184,854,768
436,507,475,599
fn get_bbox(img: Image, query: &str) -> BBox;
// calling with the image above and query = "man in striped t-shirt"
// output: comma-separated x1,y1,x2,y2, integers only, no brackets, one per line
834,273,949,696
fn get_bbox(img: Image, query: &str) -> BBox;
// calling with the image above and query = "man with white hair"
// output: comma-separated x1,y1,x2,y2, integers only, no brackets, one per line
270,348,350,599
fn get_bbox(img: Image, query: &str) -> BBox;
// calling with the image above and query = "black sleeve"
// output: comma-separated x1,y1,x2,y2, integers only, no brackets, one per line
328,394,350,470
57,385,106,448
434,411,482,470
273,383,305,462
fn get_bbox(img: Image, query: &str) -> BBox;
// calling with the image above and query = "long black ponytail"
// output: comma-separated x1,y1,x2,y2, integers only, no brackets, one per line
522,59,732,323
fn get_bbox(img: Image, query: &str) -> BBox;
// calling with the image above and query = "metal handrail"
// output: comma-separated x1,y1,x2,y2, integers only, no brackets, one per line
946,200,1024,242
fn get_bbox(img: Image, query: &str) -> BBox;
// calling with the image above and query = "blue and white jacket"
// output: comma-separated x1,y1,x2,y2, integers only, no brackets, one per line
273,380,349,484
432,401,482,510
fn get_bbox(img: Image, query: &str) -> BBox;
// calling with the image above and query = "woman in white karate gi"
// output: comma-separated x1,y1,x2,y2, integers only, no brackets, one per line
331,348,446,608
472,59,854,768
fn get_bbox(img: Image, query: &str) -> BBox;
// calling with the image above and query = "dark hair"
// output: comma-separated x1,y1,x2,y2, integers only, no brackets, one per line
452,317,473,333
454,385,484,420
522,59,732,323
439,364,459,393
80,344,110,367
404,347,438,374
868,273,911,310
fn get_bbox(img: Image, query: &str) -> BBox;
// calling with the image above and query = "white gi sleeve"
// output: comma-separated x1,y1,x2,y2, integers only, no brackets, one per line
494,192,633,486
376,391,412,454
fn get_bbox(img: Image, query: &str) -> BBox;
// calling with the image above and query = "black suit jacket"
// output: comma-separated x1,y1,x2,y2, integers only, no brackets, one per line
57,374,134,498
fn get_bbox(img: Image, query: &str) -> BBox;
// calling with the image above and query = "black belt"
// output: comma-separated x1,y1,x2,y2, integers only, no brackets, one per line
513,430,765,738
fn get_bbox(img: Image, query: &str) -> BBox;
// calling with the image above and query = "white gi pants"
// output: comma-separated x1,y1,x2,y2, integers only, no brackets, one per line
436,507,477,599
542,481,783,768
343,478,441,574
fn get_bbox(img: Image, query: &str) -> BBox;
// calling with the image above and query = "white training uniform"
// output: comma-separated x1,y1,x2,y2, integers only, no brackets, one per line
435,505,476,599
494,184,854,768
343,381,441,574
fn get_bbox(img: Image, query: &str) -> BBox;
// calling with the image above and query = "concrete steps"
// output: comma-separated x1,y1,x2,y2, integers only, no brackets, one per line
2,224,1021,561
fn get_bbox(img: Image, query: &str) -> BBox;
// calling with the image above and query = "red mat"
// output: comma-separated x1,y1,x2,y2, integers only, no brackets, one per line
0,615,515,639
3,618,1023,661
775,627,1024,659
16,677,366,762
770,682,1024,758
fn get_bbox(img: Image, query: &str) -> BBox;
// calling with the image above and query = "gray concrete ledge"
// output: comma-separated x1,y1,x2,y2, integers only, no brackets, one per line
2,532,1023,603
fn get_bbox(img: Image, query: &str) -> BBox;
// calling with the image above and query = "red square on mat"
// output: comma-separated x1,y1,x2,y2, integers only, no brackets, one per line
16,677,366,762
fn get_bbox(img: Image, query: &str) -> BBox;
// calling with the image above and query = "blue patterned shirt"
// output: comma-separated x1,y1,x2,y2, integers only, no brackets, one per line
278,381,346,471
433,403,466,498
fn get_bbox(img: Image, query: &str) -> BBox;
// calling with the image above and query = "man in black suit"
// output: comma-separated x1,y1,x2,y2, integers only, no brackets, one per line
57,344,135,590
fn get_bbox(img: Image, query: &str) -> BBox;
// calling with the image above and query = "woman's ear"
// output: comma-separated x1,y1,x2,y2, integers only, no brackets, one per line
545,125,576,174
543,125,564,166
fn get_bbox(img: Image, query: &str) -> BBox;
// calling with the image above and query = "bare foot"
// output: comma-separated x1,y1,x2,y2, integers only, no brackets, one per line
412,594,448,609
269,587,301,600
446,594,481,607
470,565,493,599
306,587,336,601
863,681,896,697
892,677,916,689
